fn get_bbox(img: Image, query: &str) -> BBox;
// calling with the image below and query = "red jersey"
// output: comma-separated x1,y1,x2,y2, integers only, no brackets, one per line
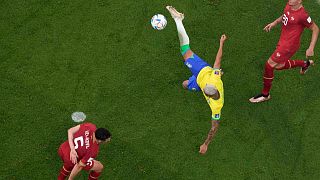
61,123,99,166
278,3,313,52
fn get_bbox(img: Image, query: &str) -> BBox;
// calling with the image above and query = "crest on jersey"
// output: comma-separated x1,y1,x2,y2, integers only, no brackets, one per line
290,17,295,21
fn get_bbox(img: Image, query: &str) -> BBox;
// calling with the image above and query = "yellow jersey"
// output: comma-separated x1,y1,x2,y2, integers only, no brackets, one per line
196,67,224,120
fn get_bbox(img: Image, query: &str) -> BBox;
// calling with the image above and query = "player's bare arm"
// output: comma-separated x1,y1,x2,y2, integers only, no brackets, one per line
68,125,81,164
264,15,283,32
199,120,220,154
68,161,85,180
213,34,227,69
306,23,319,57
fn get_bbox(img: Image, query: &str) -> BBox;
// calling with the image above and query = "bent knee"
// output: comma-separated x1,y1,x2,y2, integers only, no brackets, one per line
267,58,278,68
183,49,193,60
274,63,285,70
97,163,104,172
182,80,189,89
93,160,104,172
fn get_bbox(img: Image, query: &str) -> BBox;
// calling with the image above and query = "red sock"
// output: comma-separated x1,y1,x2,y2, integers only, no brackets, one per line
276,60,305,70
88,171,101,180
58,166,71,180
262,62,274,95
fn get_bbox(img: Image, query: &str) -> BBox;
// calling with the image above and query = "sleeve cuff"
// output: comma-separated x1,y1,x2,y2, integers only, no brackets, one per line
212,114,221,120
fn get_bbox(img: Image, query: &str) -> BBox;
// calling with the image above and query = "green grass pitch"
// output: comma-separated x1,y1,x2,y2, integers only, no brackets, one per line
1,0,320,179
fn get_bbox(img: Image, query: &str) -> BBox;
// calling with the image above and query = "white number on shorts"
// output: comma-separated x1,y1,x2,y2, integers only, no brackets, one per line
74,136,84,149
87,157,94,166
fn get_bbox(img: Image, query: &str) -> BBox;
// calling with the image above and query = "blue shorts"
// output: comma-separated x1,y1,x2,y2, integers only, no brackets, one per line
187,75,201,91
184,53,211,91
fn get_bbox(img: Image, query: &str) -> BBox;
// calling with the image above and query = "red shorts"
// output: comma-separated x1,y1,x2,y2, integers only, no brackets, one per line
270,48,296,64
58,142,94,171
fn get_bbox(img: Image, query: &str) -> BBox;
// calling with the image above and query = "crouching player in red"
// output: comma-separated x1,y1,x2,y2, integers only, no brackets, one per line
58,123,111,180
250,0,319,103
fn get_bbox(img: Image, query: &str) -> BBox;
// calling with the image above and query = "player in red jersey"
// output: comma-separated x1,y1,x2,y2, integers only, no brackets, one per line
57,123,111,180
250,0,319,103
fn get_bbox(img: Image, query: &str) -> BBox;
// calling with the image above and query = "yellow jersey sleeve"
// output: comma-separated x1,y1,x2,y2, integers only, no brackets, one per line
205,97,223,120
210,103,222,120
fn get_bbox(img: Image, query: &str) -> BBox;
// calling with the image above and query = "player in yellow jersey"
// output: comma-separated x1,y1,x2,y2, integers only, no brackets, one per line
166,6,227,154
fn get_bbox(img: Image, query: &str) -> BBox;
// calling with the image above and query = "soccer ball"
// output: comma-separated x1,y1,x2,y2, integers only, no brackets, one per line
151,14,167,30
71,112,86,122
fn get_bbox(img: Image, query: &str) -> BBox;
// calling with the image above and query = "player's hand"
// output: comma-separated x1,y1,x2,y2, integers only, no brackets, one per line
306,48,314,58
70,149,78,164
220,34,227,44
264,22,275,32
199,143,208,154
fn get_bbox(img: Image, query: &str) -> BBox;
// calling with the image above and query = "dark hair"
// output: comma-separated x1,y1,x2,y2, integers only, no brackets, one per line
95,128,111,141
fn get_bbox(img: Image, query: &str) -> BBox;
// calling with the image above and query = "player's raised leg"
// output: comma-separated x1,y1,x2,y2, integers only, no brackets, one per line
274,59,314,74
166,6,193,60
88,160,104,180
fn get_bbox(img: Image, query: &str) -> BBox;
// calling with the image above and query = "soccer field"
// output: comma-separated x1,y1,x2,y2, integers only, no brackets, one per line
1,0,320,179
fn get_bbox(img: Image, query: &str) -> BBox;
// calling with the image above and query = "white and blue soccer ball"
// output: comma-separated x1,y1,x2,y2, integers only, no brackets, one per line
151,14,167,30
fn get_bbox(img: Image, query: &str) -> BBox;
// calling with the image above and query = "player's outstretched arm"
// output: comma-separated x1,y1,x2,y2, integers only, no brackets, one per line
264,15,283,32
199,120,219,154
68,125,81,164
68,161,85,180
306,23,319,57
213,34,227,69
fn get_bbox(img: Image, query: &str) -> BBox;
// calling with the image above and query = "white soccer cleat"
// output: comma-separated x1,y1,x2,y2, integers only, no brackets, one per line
166,6,184,20
249,94,271,103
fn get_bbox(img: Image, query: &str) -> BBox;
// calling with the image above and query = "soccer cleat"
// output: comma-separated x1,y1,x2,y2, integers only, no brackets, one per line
249,93,271,103
300,60,314,75
166,6,184,20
